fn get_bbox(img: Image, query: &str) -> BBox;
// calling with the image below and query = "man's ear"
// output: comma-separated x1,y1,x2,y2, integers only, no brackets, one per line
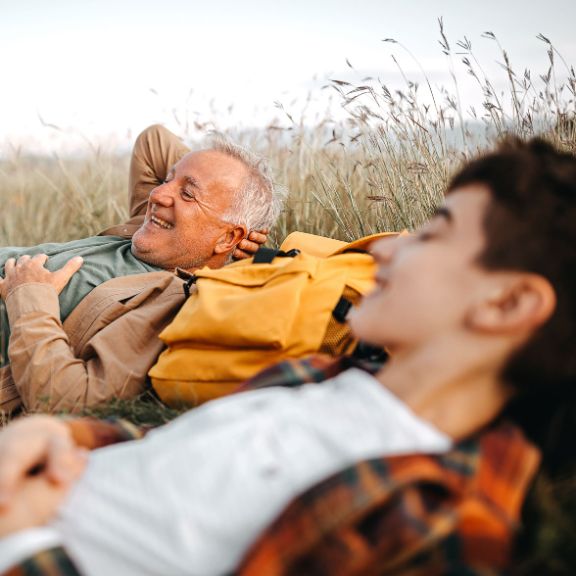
468,274,556,335
213,225,248,255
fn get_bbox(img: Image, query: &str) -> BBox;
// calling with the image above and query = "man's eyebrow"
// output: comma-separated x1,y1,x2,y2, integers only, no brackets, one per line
431,206,453,223
184,176,200,189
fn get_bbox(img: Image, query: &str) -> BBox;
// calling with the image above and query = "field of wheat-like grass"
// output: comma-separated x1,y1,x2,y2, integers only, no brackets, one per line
1,30,574,247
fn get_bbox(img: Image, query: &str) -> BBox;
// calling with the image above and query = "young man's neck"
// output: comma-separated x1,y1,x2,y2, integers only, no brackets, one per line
377,334,514,440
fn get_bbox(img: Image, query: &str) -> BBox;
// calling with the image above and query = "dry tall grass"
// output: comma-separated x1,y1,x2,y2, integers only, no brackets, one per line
0,152,129,245
1,29,574,248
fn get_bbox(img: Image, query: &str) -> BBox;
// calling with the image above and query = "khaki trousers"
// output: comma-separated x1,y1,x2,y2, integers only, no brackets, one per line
99,124,191,238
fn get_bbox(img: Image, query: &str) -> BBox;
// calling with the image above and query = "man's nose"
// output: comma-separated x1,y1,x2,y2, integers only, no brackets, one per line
149,182,175,207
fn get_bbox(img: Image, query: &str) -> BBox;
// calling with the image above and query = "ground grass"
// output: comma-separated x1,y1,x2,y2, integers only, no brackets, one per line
1,28,575,573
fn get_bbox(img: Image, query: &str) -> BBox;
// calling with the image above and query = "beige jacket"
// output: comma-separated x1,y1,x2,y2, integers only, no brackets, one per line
0,271,186,413
0,125,192,414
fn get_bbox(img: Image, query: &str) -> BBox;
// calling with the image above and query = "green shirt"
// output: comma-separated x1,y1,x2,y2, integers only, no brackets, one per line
0,235,162,365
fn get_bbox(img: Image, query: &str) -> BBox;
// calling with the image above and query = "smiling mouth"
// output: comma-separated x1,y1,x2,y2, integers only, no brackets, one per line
150,215,174,230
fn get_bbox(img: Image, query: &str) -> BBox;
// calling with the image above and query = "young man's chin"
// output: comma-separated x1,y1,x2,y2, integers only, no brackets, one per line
349,306,377,344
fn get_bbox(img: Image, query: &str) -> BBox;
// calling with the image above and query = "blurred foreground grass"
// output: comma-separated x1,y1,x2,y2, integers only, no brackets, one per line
1,28,575,573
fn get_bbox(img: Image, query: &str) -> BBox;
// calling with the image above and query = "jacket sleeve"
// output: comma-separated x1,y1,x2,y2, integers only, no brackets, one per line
65,417,149,448
238,472,515,576
4,282,172,413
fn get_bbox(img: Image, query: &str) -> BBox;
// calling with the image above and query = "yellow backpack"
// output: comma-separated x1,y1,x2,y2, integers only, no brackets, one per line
149,231,396,407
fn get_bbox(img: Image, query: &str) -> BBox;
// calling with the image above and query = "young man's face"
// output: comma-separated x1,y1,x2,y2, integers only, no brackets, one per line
350,185,496,352
131,150,248,271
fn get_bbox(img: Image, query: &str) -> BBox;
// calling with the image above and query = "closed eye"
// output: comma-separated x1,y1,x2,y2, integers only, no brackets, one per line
416,230,436,241
181,176,200,201
415,207,452,241
181,186,197,200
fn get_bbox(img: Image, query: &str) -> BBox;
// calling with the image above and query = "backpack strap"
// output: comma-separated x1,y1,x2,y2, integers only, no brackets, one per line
332,297,353,323
183,276,198,299
252,247,300,264
175,268,198,300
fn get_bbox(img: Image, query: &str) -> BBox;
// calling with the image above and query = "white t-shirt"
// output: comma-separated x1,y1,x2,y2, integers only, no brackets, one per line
0,369,452,574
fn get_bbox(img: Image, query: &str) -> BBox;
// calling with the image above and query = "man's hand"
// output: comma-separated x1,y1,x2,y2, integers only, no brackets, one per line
0,254,84,299
0,473,84,537
0,415,87,536
233,230,268,260
0,416,86,509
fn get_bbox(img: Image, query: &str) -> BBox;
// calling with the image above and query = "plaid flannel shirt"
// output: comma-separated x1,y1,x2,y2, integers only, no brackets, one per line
4,355,540,576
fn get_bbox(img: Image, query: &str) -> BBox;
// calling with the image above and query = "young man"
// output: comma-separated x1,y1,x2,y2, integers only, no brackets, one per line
0,137,573,575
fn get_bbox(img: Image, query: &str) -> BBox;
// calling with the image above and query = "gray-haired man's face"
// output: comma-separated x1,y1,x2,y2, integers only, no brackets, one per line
131,150,248,271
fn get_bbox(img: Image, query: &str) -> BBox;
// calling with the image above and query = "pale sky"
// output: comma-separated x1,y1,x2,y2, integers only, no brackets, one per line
1,0,574,153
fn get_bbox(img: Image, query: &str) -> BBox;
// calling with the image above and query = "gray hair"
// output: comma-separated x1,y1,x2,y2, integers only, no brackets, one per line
210,136,285,232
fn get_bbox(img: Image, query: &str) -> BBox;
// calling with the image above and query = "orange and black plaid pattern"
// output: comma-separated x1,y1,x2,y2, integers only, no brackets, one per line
239,421,540,575
5,547,81,576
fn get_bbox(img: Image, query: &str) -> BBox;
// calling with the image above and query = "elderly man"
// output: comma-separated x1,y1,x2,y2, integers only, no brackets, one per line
0,126,281,412
0,137,572,575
